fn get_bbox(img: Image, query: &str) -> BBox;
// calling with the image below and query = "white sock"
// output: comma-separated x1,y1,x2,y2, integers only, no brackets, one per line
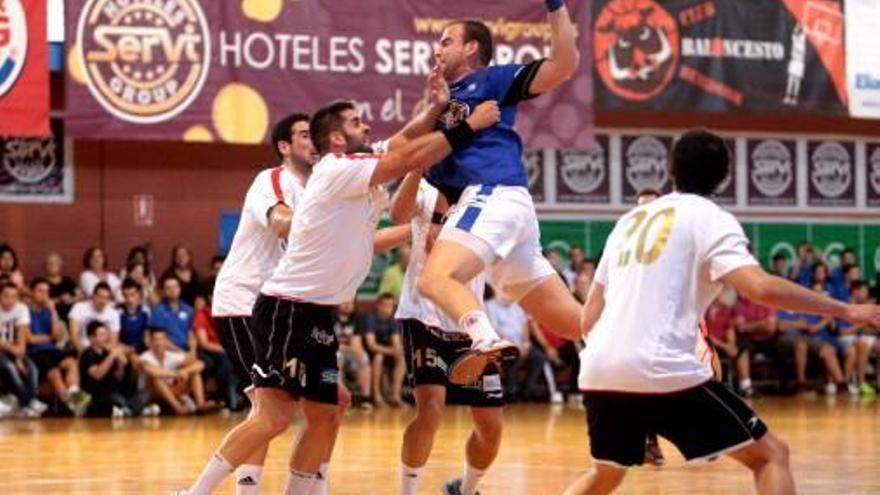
188,453,235,495
739,378,752,391
307,463,329,495
284,470,317,495
459,310,498,344
461,463,485,495
234,464,263,495
400,463,423,495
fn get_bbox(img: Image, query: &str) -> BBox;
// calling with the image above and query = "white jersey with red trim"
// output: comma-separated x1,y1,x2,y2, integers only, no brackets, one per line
261,152,388,305
395,180,485,332
213,166,305,317
579,192,758,393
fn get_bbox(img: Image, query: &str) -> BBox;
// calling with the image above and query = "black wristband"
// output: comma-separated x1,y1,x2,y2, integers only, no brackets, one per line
431,212,446,225
442,119,476,150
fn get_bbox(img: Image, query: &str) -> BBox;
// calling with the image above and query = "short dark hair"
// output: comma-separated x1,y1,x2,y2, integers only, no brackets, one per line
148,326,168,337
772,253,787,262
376,292,395,302
450,20,493,66
121,277,142,292
271,112,310,161
0,281,17,293
160,273,181,287
310,100,356,156
850,280,868,294
636,188,662,199
93,282,112,296
670,129,730,196
29,277,50,290
86,320,105,337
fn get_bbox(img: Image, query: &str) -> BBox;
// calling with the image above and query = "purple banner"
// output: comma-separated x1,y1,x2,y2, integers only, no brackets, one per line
620,134,672,204
525,150,545,203
65,0,592,147
712,138,737,205
747,138,797,206
867,143,880,208
556,135,610,204
806,140,854,207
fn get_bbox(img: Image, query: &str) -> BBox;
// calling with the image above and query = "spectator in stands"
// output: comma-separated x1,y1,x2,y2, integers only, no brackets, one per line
776,308,812,392
43,252,81,323
837,281,876,396
149,275,196,354
562,245,586,288
196,256,224,302
334,299,372,409
193,295,237,409
0,282,45,417
525,320,564,403
27,277,90,415
118,278,150,354
80,321,155,418
791,241,817,286
572,269,591,304
811,262,834,293
363,293,405,407
485,286,530,400
80,247,121,301
705,288,739,381
543,249,567,281
140,327,214,416
378,246,410,302
125,261,157,307
770,253,790,279
802,282,847,395
120,245,156,300
830,248,857,287
0,244,24,289
161,245,200,306
69,282,121,355
734,297,778,397
834,264,862,302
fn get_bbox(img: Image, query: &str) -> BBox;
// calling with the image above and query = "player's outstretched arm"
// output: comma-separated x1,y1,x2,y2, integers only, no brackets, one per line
528,0,580,95
389,171,423,225
369,101,500,187
373,225,412,254
386,64,450,151
722,266,880,327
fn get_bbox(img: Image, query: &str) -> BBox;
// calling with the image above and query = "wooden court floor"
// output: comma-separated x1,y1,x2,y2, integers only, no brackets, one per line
0,396,878,494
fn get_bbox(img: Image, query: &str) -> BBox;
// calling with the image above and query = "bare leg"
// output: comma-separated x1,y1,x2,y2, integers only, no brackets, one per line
151,378,188,415
794,340,808,384
290,400,343,474
371,354,386,406
466,407,504,470
820,345,845,383
727,433,796,495
418,239,487,323
561,464,627,495
855,340,870,384
189,371,207,407
46,368,70,400
401,386,446,468
518,276,582,340
61,357,80,388
390,351,406,404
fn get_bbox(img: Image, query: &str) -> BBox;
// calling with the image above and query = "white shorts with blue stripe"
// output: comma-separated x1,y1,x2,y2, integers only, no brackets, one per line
440,184,555,304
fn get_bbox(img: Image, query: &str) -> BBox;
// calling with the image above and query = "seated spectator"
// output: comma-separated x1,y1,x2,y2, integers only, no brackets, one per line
783,282,846,395
160,245,200,306
378,246,410,303
834,264,862,302
27,277,90,415
562,245,586,288
334,299,371,409
125,261,157,307
118,278,150,354
830,248,857,287
43,252,81,323
485,287,530,400
811,262,837,298
69,282,121,355
79,321,155,418
770,253,789,279
196,256,224,302
705,288,738,380
80,247,121,301
193,295,237,410
139,327,215,416
776,310,812,392
837,281,877,396
734,297,778,397
120,245,156,298
149,275,196,354
791,241,817,286
0,282,45,417
0,244,24,290
362,293,404,407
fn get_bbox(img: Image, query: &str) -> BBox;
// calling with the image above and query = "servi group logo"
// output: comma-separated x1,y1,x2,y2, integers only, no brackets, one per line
0,0,28,97
76,0,211,124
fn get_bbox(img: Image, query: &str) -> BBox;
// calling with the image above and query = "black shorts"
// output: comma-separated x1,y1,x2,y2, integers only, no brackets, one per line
213,315,256,389
29,349,63,377
401,319,503,408
250,295,339,405
583,380,768,467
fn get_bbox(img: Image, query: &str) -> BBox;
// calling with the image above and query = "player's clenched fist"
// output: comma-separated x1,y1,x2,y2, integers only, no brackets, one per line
465,100,501,131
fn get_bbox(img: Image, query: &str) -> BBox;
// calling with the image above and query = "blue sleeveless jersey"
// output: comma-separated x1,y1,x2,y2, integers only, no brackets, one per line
426,61,542,200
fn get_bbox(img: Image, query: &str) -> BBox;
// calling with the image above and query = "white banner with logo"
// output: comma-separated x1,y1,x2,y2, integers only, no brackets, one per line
531,128,878,218
846,0,880,119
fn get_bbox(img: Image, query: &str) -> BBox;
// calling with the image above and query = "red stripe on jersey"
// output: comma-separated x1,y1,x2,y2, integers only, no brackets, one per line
270,166,285,204
332,153,384,160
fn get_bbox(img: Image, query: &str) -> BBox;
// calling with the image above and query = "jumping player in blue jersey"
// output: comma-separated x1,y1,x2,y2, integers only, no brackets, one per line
418,0,586,383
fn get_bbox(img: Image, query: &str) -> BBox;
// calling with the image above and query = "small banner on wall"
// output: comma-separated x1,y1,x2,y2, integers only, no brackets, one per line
712,138,738,205
845,0,880,119
746,138,798,206
0,0,50,137
525,150,546,204
867,142,880,208
806,139,855,207
555,135,610,204
64,0,593,147
592,0,847,115
620,134,672,203
0,119,72,203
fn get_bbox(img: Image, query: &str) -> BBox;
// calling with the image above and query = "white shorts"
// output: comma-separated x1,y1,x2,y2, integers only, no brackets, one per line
440,185,555,304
